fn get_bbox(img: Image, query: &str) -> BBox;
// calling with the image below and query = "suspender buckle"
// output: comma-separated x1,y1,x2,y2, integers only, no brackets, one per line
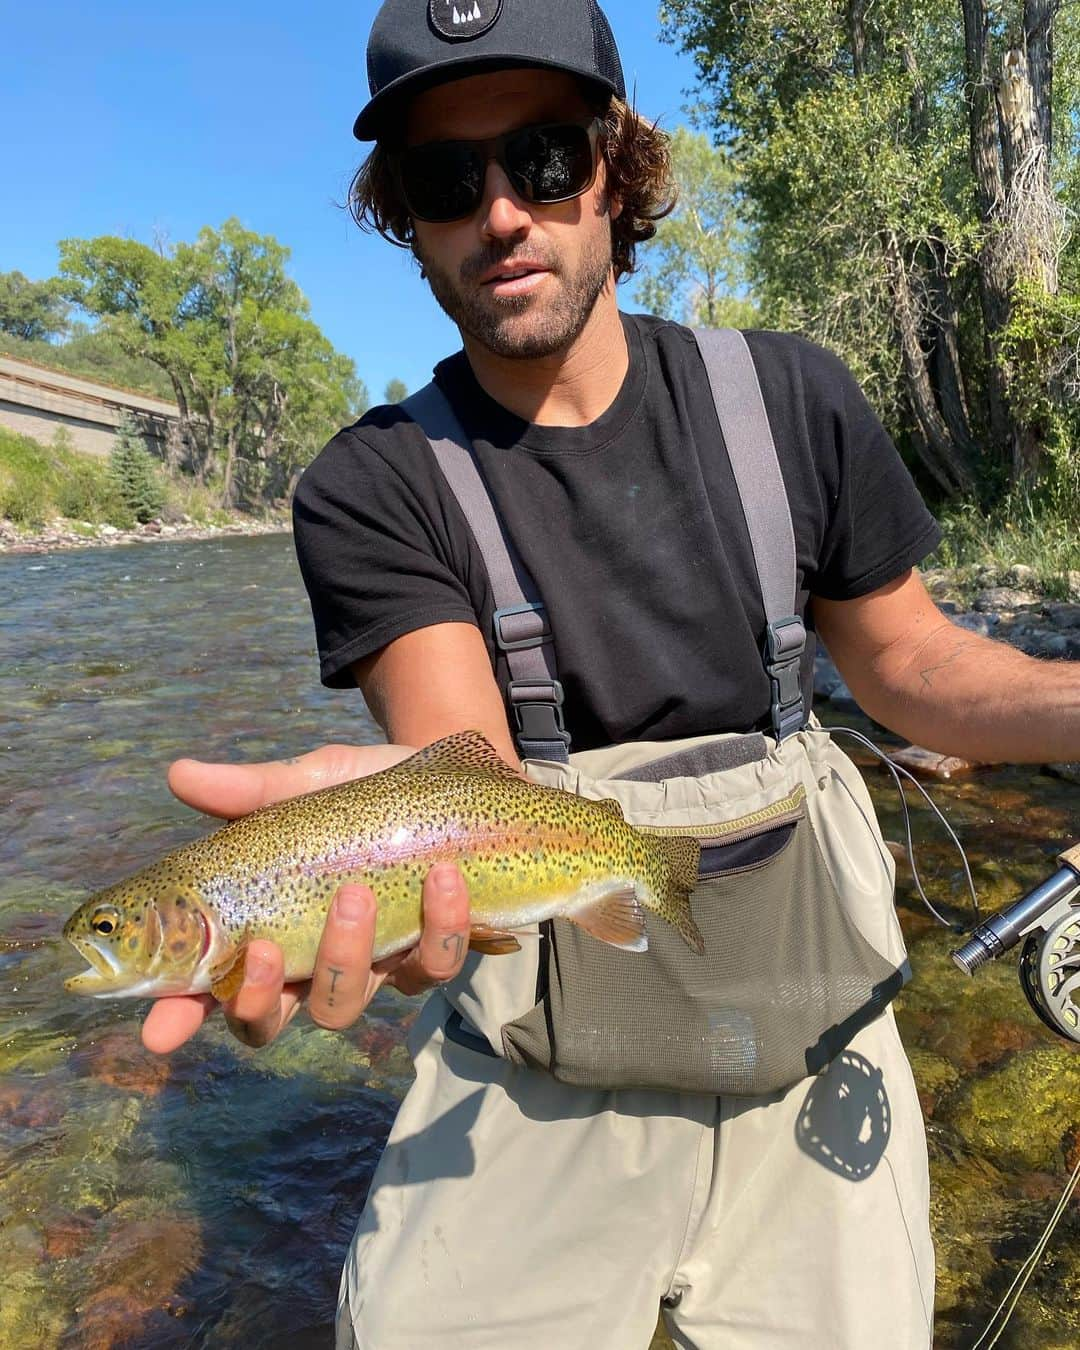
493,602,552,652
763,617,807,741
508,679,572,748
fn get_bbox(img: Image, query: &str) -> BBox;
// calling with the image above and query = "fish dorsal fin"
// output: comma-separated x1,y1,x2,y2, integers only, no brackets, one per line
593,797,625,819
390,731,521,780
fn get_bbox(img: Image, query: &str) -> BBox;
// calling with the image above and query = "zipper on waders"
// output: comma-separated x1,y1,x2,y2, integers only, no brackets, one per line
637,784,807,880
637,783,806,843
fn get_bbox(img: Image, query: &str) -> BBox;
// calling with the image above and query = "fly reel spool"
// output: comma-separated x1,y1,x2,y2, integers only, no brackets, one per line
952,843,1080,1045
1018,907,1080,1042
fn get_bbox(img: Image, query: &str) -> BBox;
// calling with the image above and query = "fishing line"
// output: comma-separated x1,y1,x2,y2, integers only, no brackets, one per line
967,1149,1080,1350
820,725,980,927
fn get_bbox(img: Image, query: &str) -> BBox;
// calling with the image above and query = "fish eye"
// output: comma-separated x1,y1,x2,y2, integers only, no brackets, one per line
90,905,123,937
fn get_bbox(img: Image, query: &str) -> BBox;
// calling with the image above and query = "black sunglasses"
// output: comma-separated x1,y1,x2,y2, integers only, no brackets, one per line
396,119,603,224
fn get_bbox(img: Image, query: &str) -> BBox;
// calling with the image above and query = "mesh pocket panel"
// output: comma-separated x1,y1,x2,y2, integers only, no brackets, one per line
501,812,904,1096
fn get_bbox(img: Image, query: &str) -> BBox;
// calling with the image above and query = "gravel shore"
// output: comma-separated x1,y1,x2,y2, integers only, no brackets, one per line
0,514,289,554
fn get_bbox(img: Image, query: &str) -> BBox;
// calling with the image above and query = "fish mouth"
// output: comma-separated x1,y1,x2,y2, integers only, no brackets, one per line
63,933,131,995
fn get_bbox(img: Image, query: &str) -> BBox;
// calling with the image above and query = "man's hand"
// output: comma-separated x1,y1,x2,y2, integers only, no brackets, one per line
139,743,472,1055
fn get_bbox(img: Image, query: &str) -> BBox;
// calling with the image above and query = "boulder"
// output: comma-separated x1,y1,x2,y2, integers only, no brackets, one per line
950,611,998,636
1043,762,1080,787
888,743,984,780
972,586,1040,612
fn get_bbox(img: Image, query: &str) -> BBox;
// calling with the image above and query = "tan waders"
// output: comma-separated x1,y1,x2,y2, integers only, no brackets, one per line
335,328,935,1343
335,729,935,1348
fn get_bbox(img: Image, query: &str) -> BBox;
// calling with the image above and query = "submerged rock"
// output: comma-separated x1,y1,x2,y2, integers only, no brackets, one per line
1043,762,1080,787
929,1144,1011,1317
0,1080,65,1129
888,744,984,780
43,1212,98,1261
906,1046,961,1116
250,1023,376,1084
938,1046,1080,1174
897,934,1044,1074
70,1031,171,1098
972,586,1041,612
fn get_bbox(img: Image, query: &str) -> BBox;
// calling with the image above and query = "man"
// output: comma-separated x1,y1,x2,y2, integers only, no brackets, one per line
142,1,1080,1345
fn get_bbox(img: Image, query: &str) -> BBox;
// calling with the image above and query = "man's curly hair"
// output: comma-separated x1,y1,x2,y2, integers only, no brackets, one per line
348,96,676,281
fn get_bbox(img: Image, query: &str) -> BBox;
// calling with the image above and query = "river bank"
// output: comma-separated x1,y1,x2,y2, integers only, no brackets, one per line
0,512,289,555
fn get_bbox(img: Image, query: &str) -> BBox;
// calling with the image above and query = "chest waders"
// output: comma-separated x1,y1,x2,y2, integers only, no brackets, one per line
402,328,911,1096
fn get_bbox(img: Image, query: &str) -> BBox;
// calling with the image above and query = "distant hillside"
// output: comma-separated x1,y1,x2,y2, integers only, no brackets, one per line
0,330,173,401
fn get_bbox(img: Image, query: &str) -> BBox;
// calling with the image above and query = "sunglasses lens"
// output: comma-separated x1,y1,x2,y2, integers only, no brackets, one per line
400,142,485,222
399,122,597,223
506,124,595,203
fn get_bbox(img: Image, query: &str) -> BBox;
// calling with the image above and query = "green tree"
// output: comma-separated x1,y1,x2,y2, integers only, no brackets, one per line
661,0,1080,503
58,234,209,474
384,378,409,404
109,413,164,523
634,127,758,330
59,221,367,508
0,270,70,343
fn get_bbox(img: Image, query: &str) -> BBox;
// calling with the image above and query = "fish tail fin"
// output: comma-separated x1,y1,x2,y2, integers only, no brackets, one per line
653,836,705,955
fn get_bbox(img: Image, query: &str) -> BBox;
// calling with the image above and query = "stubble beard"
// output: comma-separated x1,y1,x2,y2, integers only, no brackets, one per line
414,221,615,360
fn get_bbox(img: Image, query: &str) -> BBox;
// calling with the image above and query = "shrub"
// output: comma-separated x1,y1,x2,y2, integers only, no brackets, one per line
52,457,118,522
0,477,50,527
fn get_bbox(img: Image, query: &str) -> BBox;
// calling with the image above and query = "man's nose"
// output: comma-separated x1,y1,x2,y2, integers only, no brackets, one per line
478,161,533,238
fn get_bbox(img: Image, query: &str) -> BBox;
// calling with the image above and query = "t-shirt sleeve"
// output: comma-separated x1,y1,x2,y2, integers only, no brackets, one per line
802,341,941,600
292,425,480,688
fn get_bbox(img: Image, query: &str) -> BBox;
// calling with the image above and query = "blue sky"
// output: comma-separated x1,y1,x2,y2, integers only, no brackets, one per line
1,2,702,404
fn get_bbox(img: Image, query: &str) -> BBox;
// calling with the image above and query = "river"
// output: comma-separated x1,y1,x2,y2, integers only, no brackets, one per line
1,534,1077,1348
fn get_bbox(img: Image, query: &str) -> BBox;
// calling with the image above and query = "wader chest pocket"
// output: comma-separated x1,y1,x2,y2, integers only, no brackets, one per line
500,796,907,1097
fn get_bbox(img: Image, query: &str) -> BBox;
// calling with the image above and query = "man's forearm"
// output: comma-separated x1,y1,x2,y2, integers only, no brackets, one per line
856,622,1080,764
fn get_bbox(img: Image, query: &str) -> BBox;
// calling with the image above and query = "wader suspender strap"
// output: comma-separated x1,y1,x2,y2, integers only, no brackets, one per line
691,328,807,742
402,384,572,763
402,328,806,759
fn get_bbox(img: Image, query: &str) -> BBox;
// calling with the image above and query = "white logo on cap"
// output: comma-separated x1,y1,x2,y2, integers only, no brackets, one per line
429,0,502,41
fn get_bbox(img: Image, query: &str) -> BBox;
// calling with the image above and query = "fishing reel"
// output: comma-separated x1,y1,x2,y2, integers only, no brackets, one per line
951,844,1080,1044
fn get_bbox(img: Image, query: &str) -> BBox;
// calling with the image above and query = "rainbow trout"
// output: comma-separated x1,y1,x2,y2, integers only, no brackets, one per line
64,731,702,1000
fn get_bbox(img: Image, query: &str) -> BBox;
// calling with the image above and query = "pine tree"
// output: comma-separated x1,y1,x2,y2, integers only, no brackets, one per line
109,413,165,523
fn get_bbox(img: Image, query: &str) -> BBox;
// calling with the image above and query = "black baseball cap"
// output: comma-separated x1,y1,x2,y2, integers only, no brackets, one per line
354,0,625,141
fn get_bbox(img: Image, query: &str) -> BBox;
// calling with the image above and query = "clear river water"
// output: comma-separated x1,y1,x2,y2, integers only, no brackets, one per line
0,534,1077,1349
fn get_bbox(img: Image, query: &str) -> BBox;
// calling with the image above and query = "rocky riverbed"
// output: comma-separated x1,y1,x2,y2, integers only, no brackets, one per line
0,513,288,555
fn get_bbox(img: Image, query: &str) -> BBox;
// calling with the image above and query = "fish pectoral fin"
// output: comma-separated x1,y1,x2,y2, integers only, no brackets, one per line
567,885,648,952
468,923,522,956
210,945,248,1002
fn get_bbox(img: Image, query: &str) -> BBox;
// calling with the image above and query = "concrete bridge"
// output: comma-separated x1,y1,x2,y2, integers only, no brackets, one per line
0,354,180,458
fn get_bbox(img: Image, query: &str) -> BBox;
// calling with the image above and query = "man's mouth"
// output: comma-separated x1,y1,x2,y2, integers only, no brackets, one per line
479,262,551,296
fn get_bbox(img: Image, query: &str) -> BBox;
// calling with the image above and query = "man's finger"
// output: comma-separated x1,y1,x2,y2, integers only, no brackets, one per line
141,993,216,1054
390,864,470,996
167,744,416,820
307,885,379,1031
222,940,289,1048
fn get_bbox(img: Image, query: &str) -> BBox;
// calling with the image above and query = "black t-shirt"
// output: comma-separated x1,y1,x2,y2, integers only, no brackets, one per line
293,314,940,749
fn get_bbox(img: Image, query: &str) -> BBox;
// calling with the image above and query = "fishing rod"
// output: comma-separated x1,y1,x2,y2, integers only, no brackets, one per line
952,843,1080,1043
